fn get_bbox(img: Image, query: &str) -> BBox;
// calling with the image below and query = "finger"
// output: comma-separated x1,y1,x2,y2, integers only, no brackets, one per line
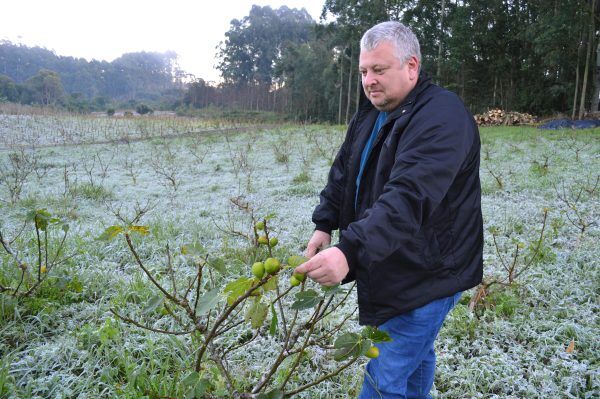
305,242,321,258
304,246,316,258
307,267,329,280
314,276,335,286
295,257,319,274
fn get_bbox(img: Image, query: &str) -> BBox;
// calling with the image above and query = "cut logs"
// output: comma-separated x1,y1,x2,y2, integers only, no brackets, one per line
474,109,536,126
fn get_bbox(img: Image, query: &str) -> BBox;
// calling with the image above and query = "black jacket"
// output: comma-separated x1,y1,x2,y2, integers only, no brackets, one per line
312,73,483,326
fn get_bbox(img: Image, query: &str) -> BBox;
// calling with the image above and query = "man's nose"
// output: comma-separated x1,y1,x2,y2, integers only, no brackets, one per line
363,71,377,86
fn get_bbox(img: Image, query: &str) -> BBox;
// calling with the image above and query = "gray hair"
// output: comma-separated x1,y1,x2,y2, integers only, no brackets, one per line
360,21,421,64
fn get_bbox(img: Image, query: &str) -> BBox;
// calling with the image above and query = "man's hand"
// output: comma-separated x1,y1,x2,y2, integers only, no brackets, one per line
294,247,348,286
305,230,331,258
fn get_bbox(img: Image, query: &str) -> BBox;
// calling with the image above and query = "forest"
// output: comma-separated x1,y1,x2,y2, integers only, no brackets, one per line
1,0,599,122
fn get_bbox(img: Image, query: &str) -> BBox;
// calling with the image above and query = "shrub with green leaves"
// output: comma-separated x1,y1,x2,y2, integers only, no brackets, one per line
99,218,390,398
0,208,71,298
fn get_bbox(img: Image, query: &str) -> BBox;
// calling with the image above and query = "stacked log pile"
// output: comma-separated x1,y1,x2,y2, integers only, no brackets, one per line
474,109,536,126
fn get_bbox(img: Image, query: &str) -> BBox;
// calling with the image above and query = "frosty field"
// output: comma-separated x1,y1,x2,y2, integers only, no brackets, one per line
0,112,598,398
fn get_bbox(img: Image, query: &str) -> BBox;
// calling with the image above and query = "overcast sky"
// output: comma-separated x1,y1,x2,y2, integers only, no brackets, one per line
1,0,327,82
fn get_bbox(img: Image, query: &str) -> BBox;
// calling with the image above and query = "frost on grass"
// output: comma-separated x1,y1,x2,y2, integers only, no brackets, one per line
0,115,598,398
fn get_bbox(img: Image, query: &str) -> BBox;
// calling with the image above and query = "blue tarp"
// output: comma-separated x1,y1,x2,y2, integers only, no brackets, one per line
538,118,600,130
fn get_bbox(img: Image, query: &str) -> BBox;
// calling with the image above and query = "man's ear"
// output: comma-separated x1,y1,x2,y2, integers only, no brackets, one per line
407,56,420,80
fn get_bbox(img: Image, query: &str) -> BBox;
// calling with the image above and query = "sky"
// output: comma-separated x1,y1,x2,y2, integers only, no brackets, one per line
1,0,327,83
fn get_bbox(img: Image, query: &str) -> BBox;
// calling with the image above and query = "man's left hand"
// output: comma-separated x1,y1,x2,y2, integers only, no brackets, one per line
294,247,349,286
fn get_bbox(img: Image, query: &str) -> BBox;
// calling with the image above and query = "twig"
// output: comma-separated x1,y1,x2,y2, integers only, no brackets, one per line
195,273,274,372
282,356,361,397
166,244,178,296
213,357,236,395
280,301,324,390
125,233,180,304
110,309,193,335
0,230,26,268
222,330,260,358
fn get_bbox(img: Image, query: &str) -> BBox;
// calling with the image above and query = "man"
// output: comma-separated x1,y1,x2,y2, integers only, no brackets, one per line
294,21,483,398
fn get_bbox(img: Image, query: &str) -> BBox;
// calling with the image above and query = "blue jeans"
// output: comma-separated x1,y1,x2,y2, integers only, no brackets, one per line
358,292,462,399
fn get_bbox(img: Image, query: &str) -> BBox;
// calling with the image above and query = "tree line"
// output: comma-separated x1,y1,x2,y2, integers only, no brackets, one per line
0,41,185,111
1,1,599,122
207,0,600,122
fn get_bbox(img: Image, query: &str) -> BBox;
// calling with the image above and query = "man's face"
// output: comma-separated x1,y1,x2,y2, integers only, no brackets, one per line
359,40,419,112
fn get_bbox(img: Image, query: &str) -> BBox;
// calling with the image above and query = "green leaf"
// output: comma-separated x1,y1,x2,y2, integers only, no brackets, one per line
245,299,269,329
182,373,209,399
287,255,308,267
182,242,205,256
262,274,278,292
144,294,164,315
99,319,120,344
291,289,323,310
97,225,124,241
333,332,368,361
33,208,52,231
361,326,393,343
321,284,344,296
61,223,70,233
263,213,276,221
208,257,227,274
181,371,200,387
257,389,284,399
269,302,278,336
194,379,209,398
195,287,221,316
223,277,254,305
359,339,372,357
128,225,149,236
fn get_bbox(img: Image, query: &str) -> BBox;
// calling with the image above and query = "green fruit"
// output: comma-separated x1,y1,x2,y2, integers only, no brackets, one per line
257,235,268,245
292,272,306,282
255,221,265,231
365,346,379,359
264,257,281,275
251,262,265,279
290,276,301,287
269,237,278,247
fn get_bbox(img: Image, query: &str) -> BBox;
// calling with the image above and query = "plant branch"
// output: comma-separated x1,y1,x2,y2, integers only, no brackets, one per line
282,355,361,397
195,274,274,372
110,309,193,335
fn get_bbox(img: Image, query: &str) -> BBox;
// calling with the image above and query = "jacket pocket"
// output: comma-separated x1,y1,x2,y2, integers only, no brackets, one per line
421,230,443,272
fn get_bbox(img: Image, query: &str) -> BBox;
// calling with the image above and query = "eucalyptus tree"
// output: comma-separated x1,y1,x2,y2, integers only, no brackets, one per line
321,0,392,123
216,5,315,109
275,37,338,121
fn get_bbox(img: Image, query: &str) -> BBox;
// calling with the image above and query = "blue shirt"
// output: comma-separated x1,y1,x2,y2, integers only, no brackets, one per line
355,111,388,210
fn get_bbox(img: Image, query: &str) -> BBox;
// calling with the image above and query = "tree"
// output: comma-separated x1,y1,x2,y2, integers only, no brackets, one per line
0,41,181,104
275,39,337,120
24,69,65,106
321,0,397,122
136,103,153,115
183,79,216,108
0,74,19,102
217,5,315,87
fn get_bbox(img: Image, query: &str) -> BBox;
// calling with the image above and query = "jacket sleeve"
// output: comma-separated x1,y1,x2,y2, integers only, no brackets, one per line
336,94,478,271
311,116,358,234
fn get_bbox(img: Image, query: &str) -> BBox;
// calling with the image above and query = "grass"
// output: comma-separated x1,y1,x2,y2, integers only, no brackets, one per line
0,112,598,398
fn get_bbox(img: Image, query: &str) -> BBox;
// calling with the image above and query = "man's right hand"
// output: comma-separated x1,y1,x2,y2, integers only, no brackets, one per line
305,230,331,258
